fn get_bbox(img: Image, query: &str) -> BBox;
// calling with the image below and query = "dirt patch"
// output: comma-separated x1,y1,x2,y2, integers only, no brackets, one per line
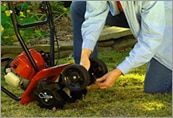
25,15,73,46
55,16,73,41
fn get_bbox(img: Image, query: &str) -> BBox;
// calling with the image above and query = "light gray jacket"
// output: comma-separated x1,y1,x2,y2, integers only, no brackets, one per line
82,1,172,74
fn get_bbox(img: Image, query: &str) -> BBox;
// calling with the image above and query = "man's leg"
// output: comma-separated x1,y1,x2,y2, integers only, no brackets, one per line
144,58,172,94
70,1,98,64
70,1,86,64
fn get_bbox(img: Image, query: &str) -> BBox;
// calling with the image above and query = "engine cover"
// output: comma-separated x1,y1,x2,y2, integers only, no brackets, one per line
10,49,46,80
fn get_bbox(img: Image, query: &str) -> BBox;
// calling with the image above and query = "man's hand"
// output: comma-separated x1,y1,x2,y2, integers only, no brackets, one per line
95,68,122,89
80,48,92,70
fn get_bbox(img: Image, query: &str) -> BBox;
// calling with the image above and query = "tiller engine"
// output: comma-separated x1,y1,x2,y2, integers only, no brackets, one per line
1,1,108,109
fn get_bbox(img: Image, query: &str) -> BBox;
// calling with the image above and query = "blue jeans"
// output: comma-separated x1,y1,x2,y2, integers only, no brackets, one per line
70,1,129,64
70,1,172,94
144,58,172,94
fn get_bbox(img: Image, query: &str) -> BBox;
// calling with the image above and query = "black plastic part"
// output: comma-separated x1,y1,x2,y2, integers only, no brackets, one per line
68,88,87,103
1,57,13,62
1,57,13,74
89,58,108,85
61,64,90,91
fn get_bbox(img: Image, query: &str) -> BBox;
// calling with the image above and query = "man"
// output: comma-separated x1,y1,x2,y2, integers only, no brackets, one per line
70,1,172,94
70,1,129,64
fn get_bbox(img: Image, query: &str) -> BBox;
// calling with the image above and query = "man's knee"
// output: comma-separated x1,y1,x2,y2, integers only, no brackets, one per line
144,86,158,94
144,83,172,94
144,58,172,94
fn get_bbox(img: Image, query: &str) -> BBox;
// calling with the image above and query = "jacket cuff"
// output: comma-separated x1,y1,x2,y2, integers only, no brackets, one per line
82,39,97,51
116,60,132,75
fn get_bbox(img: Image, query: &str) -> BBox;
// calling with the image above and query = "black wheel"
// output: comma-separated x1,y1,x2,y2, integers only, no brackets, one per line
89,58,108,84
33,81,66,109
38,89,65,109
61,64,90,91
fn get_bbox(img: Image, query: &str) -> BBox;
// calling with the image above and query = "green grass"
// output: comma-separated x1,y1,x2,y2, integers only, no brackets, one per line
1,48,172,117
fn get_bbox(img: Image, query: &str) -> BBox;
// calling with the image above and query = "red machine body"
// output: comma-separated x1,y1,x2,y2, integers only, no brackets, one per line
10,49,46,80
2,1,90,109
8,49,71,104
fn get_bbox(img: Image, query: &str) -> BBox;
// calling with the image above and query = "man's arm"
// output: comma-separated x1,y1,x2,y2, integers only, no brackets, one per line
117,1,166,74
82,1,109,51
80,1,110,70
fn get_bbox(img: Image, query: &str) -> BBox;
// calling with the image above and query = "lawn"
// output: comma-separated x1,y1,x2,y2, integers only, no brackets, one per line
1,47,172,117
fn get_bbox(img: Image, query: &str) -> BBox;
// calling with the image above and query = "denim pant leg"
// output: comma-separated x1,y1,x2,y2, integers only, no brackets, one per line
144,58,172,94
70,1,98,64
